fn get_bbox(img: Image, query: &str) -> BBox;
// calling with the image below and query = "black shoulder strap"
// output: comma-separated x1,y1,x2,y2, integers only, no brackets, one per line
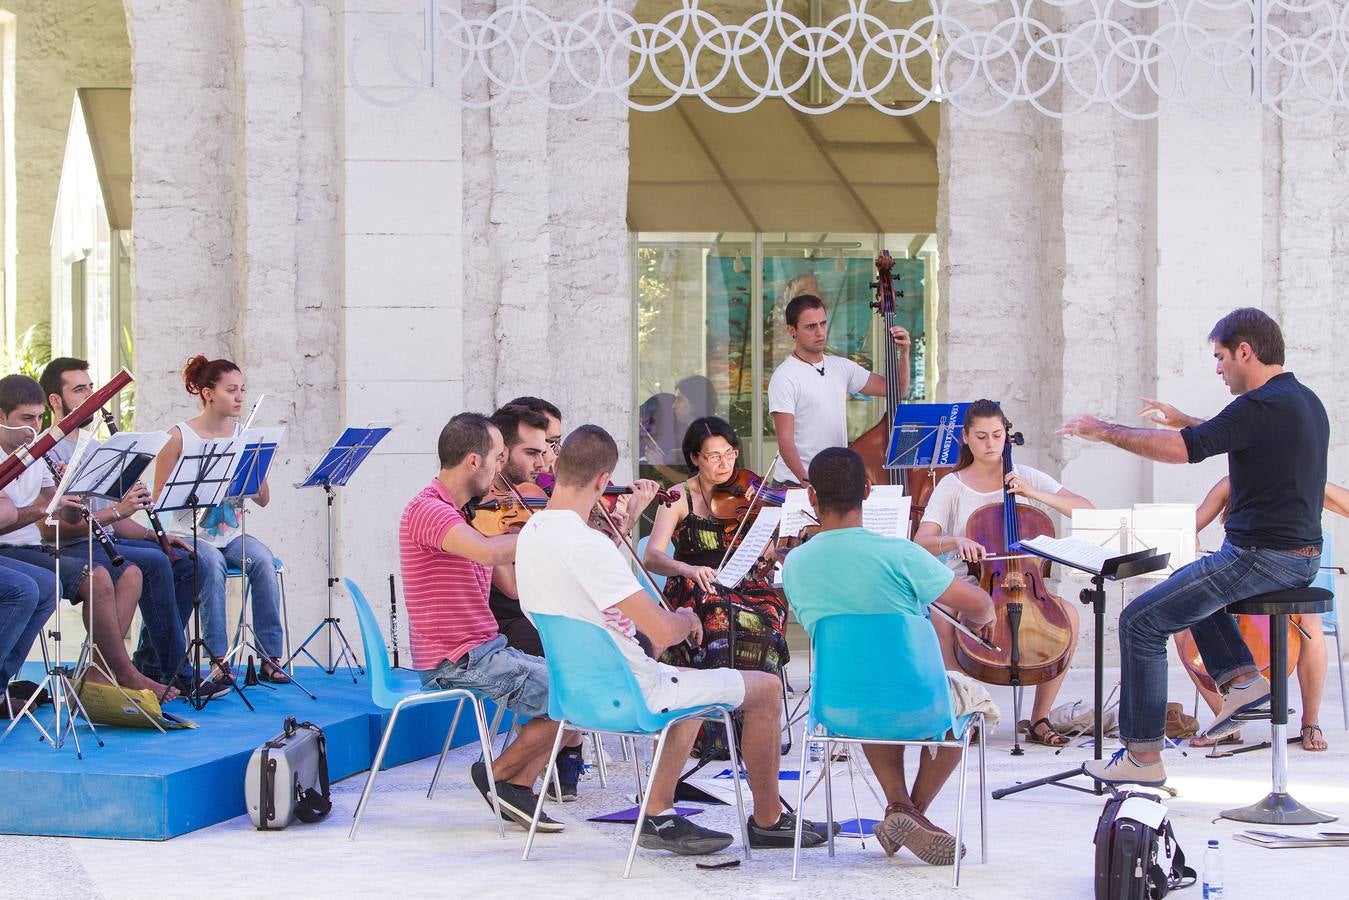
293,722,331,824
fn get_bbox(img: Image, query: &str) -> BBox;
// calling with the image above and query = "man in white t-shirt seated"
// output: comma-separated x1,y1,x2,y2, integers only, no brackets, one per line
768,293,910,485
515,425,832,856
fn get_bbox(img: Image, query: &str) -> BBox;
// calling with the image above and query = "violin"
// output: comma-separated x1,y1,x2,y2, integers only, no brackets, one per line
952,428,1074,687
709,469,787,524
1175,617,1304,694
849,251,907,519
464,478,682,537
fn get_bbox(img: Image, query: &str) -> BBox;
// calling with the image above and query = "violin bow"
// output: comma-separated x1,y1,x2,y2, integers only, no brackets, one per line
713,452,783,576
592,499,681,616
930,603,1002,653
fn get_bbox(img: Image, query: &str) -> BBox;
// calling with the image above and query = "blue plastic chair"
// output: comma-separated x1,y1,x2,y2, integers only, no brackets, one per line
1313,531,1348,729
344,578,504,841
634,535,671,595
522,613,751,877
793,613,987,887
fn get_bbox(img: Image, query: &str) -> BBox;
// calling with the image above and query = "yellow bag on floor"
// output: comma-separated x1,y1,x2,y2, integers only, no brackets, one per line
75,680,196,730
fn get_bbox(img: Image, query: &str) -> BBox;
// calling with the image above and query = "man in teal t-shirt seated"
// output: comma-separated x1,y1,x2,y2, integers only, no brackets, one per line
781,447,999,868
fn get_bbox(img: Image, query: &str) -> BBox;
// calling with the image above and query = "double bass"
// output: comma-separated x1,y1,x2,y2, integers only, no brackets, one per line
952,428,1075,690
848,253,952,534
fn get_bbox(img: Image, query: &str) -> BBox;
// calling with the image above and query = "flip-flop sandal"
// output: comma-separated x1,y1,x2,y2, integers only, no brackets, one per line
1300,724,1328,752
1027,717,1070,747
1190,730,1243,748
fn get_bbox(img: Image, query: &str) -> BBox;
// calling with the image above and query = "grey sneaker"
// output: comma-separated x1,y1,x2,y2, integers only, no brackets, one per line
638,814,733,855
1201,675,1271,742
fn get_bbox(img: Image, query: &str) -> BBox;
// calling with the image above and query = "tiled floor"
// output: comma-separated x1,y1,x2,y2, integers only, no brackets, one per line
5,662,1343,899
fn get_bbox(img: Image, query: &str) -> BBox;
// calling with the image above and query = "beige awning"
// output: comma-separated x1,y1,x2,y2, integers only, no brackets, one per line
77,88,132,230
628,98,937,233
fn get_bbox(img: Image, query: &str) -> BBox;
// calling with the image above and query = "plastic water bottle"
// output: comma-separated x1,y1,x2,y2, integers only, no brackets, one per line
1202,839,1224,898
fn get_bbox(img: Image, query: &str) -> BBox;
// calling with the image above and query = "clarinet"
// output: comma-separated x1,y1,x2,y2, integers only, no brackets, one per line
388,573,400,669
41,453,123,567
100,408,174,552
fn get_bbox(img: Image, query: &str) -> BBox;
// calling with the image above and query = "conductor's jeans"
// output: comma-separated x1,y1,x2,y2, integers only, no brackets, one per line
1119,540,1318,752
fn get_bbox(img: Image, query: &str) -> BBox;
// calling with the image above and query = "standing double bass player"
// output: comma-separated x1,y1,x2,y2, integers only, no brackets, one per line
768,287,910,487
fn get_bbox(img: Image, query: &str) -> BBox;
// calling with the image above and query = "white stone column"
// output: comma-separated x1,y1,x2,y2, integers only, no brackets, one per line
342,0,465,656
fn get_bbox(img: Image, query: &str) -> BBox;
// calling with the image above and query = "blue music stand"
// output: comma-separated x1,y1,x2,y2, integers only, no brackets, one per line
285,426,391,679
884,402,976,470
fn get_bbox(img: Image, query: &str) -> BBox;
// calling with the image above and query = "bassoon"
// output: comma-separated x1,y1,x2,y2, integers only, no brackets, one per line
0,369,133,492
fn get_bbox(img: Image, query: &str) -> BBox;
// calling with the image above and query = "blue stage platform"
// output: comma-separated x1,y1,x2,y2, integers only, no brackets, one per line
0,664,498,841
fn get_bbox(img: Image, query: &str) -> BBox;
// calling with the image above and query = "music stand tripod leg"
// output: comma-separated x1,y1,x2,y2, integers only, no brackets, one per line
282,482,363,681
170,515,255,712
992,574,1109,800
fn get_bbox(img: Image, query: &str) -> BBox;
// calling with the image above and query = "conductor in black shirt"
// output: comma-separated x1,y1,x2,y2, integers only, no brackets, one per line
1058,308,1329,786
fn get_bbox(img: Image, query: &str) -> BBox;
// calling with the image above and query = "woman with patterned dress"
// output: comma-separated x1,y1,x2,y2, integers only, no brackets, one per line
642,417,789,675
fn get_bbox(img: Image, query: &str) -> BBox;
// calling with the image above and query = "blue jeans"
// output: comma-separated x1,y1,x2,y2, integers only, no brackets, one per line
0,556,57,684
110,539,197,680
1120,540,1319,751
0,545,96,600
197,536,284,659
419,634,550,719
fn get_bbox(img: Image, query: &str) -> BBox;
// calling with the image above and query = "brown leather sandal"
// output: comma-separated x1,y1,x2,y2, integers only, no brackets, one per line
1027,717,1070,747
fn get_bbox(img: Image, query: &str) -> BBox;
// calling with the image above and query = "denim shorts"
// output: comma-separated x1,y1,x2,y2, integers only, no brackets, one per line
419,634,550,720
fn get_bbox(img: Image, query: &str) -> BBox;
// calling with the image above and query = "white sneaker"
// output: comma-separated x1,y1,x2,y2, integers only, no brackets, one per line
1083,749,1167,787
1200,675,1271,742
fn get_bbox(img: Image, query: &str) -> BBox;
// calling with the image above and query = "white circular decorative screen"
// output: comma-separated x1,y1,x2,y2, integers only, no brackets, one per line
347,1,1349,119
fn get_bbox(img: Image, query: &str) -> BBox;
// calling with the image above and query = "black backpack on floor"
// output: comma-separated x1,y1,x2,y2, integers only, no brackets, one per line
1093,789,1197,899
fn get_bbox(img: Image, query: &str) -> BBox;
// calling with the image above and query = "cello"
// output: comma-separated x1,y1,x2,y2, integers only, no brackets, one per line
952,428,1075,698
848,252,951,535
1174,606,1305,694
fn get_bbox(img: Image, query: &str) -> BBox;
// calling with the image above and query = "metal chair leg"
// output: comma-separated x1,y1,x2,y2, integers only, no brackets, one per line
472,698,506,838
522,720,569,860
591,731,609,788
953,727,972,887
632,733,646,804
1333,627,1348,730
349,699,410,839
719,709,752,862
791,722,812,880
624,724,672,879
620,735,631,761
427,696,467,799
824,740,835,858
977,713,988,864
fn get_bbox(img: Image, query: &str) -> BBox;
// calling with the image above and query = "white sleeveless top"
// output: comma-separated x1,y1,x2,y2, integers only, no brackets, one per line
166,420,245,549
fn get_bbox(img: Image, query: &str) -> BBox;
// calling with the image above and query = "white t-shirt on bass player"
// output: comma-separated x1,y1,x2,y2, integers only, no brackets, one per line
768,353,870,481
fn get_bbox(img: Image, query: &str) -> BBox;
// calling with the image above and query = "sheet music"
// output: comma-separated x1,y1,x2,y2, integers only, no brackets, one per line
45,432,93,516
1132,503,1196,570
64,432,170,501
154,436,244,513
779,488,816,539
714,508,782,588
861,485,910,538
1018,534,1118,575
228,426,285,499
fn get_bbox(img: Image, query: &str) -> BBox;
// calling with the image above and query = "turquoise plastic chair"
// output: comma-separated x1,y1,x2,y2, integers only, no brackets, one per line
521,613,751,877
344,578,504,840
1313,531,1348,729
634,535,671,595
793,613,987,886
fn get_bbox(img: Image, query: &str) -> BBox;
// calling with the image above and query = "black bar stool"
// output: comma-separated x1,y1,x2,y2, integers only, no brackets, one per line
1220,585,1336,825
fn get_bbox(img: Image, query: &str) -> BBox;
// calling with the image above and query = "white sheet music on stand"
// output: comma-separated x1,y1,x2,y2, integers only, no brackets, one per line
1132,503,1196,572
714,508,782,588
779,489,816,539
861,485,911,538
1018,535,1120,575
